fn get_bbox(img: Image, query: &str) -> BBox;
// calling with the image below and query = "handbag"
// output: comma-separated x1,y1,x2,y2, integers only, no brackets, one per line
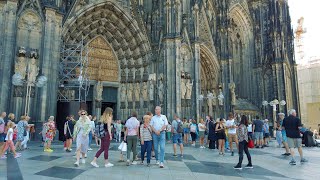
118,141,124,151
121,142,127,152
248,139,254,148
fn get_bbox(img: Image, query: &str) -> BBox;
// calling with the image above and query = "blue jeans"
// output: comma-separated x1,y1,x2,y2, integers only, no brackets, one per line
152,132,166,163
89,132,92,147
141,140,152,164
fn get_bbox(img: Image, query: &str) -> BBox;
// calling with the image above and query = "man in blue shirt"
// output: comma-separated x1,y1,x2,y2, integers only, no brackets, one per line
278,113,290,156
171,114,183,158
150,106,168,168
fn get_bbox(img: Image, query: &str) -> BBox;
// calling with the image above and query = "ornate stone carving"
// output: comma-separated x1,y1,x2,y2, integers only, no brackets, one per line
149,80,154,101
229,82,236,106
181,79,186,99
95,81,103,101
13,86,24,97
127,83,133,102
142,82,148,101
120,84,126,102
18,11,41,32
15,47,27,78
185,79,193,100
212,90,217,106
27,57,39,85
158,74,164,102
218,89,224,106
134,82,140,101
84,36,119,82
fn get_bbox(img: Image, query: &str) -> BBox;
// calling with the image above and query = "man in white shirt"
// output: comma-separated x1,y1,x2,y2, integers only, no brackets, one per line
150,106,168,168
225,112,238,156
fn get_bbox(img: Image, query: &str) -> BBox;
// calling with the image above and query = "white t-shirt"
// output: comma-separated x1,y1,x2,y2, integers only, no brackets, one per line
247,124,253,132
226,119,237,134
90,121,95,131
198,123,206,132
5,128,13,141
166,124,172,132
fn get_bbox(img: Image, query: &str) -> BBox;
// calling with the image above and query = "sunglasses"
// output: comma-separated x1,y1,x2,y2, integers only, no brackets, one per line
81,114,86,115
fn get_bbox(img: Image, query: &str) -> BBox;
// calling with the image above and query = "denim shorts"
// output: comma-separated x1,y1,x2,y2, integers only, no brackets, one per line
254,132,263,140
183,128,190,134
172,133,182,144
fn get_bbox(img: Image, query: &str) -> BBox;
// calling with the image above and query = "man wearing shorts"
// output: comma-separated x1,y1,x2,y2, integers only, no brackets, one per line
172,114,183,157
278,113,290,156
225,113,238,156
253,116,264,148
282,109,307,165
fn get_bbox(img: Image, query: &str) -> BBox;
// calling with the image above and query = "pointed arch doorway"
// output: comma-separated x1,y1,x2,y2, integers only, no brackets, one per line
200,45,220,118
87,36,119,118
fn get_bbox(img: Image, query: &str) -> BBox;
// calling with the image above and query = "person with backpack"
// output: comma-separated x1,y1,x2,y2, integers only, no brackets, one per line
64,115,76,152
171,114,184,157
90,108,114,168
190,120,198,147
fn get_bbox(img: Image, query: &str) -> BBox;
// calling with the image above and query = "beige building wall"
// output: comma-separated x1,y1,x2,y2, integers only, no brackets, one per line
298,59,320,131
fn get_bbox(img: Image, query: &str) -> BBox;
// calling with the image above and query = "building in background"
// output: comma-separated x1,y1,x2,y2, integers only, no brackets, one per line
0,0,299,135
298,58,320,131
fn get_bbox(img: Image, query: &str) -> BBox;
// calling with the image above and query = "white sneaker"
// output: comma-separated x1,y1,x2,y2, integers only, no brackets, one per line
131,161,138,165
105,163,114,168
88,148,93,151
81,159,86,164
91,162,99,168
159,162,164,168
156,161,160,165
74,161,79,167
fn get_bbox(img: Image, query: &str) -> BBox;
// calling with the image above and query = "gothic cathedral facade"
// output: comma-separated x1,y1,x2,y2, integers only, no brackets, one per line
0,0,299,123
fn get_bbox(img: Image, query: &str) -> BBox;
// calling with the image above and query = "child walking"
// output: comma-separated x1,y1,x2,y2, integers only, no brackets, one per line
0,122,21,159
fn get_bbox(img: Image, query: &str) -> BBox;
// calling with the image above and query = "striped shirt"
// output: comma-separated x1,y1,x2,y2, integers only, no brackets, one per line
140,124,152,141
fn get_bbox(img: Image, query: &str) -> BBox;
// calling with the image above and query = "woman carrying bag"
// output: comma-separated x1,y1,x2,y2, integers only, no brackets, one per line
90,108,114,168
234,115,253,170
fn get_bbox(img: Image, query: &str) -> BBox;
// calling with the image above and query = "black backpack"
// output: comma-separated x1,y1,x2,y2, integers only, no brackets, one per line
176,121,183,133
95,122,105,138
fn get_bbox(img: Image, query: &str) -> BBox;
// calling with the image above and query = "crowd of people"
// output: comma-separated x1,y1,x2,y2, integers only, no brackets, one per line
0,107,310,170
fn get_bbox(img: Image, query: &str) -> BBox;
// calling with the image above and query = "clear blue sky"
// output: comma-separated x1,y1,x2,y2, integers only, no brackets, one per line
288,0,320,61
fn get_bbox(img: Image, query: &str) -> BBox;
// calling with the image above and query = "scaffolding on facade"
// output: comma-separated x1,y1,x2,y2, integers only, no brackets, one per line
57,37,91,102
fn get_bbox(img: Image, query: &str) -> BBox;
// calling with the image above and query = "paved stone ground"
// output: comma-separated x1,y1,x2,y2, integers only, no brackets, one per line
1,140,319,180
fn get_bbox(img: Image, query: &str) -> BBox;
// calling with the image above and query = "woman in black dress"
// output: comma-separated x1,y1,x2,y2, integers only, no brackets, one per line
208,119,217,149
215,118,226,155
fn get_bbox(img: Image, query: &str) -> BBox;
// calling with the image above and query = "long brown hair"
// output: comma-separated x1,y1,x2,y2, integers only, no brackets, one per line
240,115,248,126
101,107,113,124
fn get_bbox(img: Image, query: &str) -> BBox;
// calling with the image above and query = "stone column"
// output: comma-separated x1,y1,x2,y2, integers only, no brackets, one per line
38,9,63,122
0,1,18,112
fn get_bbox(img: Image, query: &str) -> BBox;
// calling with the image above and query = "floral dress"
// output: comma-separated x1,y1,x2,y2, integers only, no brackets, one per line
45,121,56,142
17,120,28,141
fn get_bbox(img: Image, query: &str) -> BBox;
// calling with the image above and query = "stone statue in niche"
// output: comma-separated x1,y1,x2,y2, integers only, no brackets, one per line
95,81,103,101
127,83,133,102
185,79,193,100
134,82,140,101
212,89,217,106
142,82,148,101
207,90,213,108
218,89,224,106
229,82,236,106
28,57,39,85
120,84,126,102
158,79,164,102
149,80,154,101
15,47,27,78
157,73,164,102
181,78,186,99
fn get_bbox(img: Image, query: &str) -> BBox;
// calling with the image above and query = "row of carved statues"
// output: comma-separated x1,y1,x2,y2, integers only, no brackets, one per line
15,47,39,85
